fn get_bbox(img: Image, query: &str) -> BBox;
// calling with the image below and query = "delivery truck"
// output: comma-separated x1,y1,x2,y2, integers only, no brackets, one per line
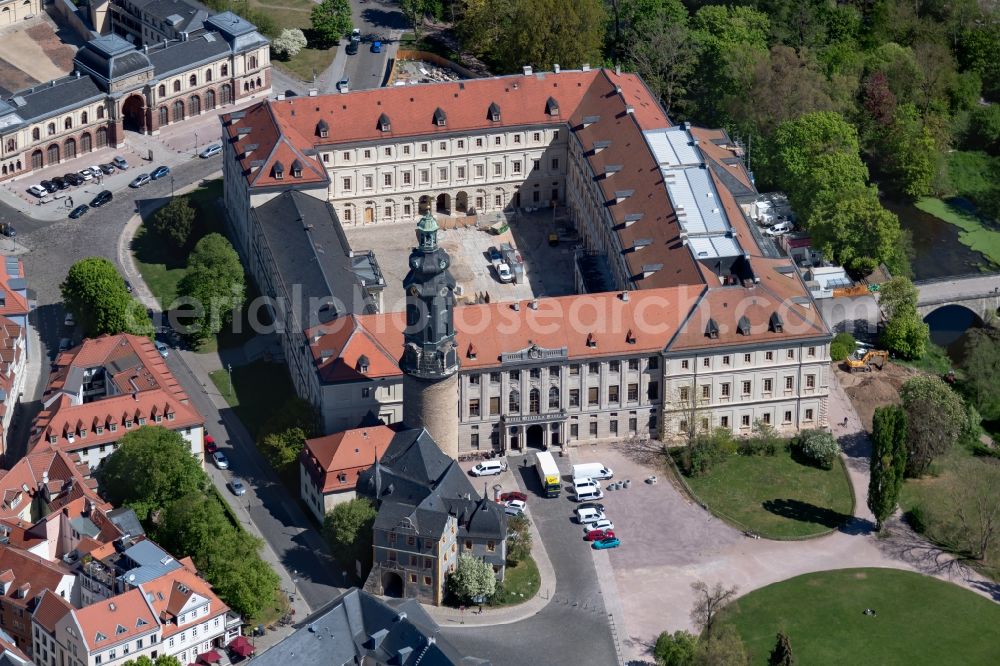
535,450,561,498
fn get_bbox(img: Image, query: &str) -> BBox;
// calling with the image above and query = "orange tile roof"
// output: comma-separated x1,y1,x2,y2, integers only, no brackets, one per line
303,425,397,493
32,589,74,634
0,448,101,520
140,567,228,638
74,588,157,651
0,259,28,319
0,545,72,608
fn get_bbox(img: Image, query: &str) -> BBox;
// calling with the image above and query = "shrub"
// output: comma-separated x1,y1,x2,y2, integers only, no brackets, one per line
653,630,698,666
272,28,307,59
905,505,928,533
794,430,840,469
739,420,780,456
830,332,856,362
683,428,736,476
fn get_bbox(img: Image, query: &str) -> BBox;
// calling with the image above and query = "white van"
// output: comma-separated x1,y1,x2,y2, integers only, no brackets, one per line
573,486,604,502
572,478,600,492
572,463,614,482
469,460,506,477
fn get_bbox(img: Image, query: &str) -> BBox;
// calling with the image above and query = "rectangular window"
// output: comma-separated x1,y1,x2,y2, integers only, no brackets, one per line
720,416,729,428
763,378,773,393
384,173,392,186
363,175,373,189
703,357,710,368
458,139,465,149
489,397,500,414
763,413,772,425
721,382,731,398
742,381,752,395
744,353,752,363
569,389,580,407
361,387,371,398
805,408,814,421
681,360,689,370
587,387,599,406
384,206,392,217
533,159,540,171
806,374,816,388
495,194,502,206
549,366,560,377
420,169,429,184
701,385,711,399
403,171,411,184
438,167,448,180
490,371,501,383
647,381,659,400
342,177,351,190
627,383,638,401
510,370,520,381
363,149,371,159
494,163,502,176
439,141,446,150
679,419,688,433
404,204,412,215
476,164,484,177
512,161,522,174
552,158,559,169
608,385,619,403
609,360,620,373
553,130,559,139
342,151,350,160
457,166,466,179
476,138,484,148
487,540,495,552
783,410,792,424
384,147,392,156
464,540,472,550
723,355,730,366
513,134,521,144
494,136,502,145
765,351,774,361
421,143,429,153
701,418,710,432
424,576,432,586
529,368,541,379
648,357,659,369
589,362,600,374
570,364,580,375
785,376,794,390
741,414,751,427
610,420,618,436
570,423,579,437
628,358,639,371
808,346,816,357
679,386,689,401
469,399,480,417
787,349,795,359
589,421,598,436
403,145,411,155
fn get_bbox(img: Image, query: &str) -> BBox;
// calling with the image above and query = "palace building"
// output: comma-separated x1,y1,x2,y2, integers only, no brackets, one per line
220,67,832,454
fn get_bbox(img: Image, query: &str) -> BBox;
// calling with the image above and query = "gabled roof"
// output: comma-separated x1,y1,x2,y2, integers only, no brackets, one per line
303,425,397,494
32,589,74,634
0,545,72,607
74,588,157,651
140,566,228,637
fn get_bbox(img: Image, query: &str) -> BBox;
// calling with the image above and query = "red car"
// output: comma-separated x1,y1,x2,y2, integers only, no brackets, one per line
499,491,527,503
584,528,615,542
205,435,218,454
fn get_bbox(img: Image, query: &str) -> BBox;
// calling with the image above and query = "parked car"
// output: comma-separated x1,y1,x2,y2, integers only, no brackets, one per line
205,435,218,454
199,143,222,158
64,312,75,327
155,341,169,358
487,246,502,267
78,168,94,181
129,174,150,188
90,190,113,207
337,77,350,92
592,536,621,550
499,491,527,503
40,180,58,193
371,40,382,53
212,450,229,469
575,507,606,524
581,518,613,535
68,204,89,219
497,263,513,283
26,184,47,198
504,499,526,516
228,478,247,496
99,163,116,175
51,177,68,190
576,502,606,513
150,165,170,180
64,173,83,186
58,338,72,352
0,223,16,238
351,28,361,39
584,528,615,542
764,221,794,237
470,460,507,476
113,156,129,170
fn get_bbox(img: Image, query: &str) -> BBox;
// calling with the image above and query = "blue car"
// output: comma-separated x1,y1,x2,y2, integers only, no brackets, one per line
591,536,621,550
371,40,382,53
150,165,171,180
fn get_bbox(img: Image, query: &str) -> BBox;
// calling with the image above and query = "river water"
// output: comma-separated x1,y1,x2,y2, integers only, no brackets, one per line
882,199,994,280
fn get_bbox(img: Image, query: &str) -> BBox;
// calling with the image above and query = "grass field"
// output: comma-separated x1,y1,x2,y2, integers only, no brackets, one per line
210,360,297,438
718,568,1000,665
250,0,337,82
894,341,954,376
685,449,854,538
916,197,1000,267
490,555,540,608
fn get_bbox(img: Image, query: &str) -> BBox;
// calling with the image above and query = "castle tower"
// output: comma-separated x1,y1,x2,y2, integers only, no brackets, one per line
400,213,460,459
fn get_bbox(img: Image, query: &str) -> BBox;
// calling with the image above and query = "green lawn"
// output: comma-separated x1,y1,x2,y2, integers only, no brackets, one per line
916,197,1000,268
894,341,955,376
717,568,1000,665
276,46,335,83
684,449,854,538
209,360,297,438
490,555,540,607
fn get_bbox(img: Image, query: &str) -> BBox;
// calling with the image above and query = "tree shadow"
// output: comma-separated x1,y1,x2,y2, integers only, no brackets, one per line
612,436,667,468
360,8,409,31
872,515,995,588
838,429,872,460
761,498,852,529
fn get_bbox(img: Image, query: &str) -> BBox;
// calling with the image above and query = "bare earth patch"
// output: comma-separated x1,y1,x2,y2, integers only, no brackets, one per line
835,361,919,431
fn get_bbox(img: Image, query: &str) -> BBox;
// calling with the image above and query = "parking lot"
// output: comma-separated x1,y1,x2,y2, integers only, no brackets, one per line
344,210,577,313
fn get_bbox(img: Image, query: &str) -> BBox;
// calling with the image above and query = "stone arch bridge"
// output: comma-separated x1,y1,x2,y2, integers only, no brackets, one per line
915,273,1000,320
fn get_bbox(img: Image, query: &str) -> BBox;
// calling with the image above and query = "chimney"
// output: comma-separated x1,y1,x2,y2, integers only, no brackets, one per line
522,65,532,76
308,88,318,96
615,64,621,75
529,299,538,310
511,302,520,311
553,64,560,74
620,291,630,302
582,63,591,71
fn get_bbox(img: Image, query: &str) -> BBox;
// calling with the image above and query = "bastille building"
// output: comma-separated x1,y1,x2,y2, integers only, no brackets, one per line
220,67,832,455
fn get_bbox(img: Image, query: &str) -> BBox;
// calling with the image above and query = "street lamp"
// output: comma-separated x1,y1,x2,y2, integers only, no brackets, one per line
194,131,199,158
227,362,233,397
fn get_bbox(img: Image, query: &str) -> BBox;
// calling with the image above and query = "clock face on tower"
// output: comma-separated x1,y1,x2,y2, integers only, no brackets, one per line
439,257,449,269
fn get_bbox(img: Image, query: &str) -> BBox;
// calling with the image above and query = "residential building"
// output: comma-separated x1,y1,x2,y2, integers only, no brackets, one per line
300,424,396,522
28,333,205,471
0,12,269,182
248,587,490,665
97,0,210,45
0,547,75,656
0,448,101,525
0,317,26,457
0,628,31,666
357,428,506,605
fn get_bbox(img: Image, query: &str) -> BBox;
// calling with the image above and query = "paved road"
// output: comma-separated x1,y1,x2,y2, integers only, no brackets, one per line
914,272,1000,305
442,453,619,666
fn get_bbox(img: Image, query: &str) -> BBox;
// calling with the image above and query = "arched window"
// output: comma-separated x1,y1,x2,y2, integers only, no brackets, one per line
509,389,520,413
64,117,72,130
31,150,42,169
529,389,540,414
47,123,55,136
205,89,216,110
172,100,184,122
46,143,59,164
158,107,168,127
80,133,92,153
189,74,197,87
205,68,213,82
96,127,108,148
221,63,228,77
158,84,166,97
81,111,88,124
243,82,249,92
548,386,559,409
31,128,39,141
189,95,200,116
221,84,232,104
97,106,105,120
63,138,76,159
173,80,181,93
249,55,257,70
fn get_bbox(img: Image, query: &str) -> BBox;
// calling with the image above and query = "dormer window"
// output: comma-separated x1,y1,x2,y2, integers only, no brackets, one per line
705,318,719,339
272,161,284,180
356,355,370,373
769,312,784,333
545,96,559,116
737,316,751,336
125,419,133,428
291,159,303,178
137,417,147,426
488,102,500,122
96,426,104,434
378,113,391,132
433,107,446,127
316,119,329,138
586,333,597,348
48,435,57,444
109,422,118,432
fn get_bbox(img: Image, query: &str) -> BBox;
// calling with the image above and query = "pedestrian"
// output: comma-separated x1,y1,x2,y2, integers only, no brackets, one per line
68,197,73,207
842,417,848,427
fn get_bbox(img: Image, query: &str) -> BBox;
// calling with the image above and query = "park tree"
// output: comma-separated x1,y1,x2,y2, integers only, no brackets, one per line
806,187,903,275
61,257,154,338
959,327,1000,421
259,427,307,476
310,0,352,47
947,457,1000,563
830,332,856,363
505,513,532,563
608,0,688,62
447,553,497,603
400,0,435,39
272,28,307,59
260,397,319,438
877,104,937,199
795,430,839,469
694,624,748,666
768,631,796,665
123,657,154,666
878,276,929,359
900,375,967,477
176,234,245,345
97,426,205,520
653,630,698,666
624,5,701,115
489,0,606,73
153,658,182,666
150,197,195,250
690,581,738,637
868,405,908,530
323,498,377,576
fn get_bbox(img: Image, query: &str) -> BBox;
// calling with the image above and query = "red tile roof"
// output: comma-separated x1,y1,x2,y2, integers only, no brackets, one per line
0,448,100,521
0,259,28,319
141,567,228,638
32,589,74,634
0,545,72,609
303,425,397,493
74,588,157,651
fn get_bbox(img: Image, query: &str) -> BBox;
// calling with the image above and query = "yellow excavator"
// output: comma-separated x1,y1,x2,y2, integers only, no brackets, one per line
846,349,889,372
